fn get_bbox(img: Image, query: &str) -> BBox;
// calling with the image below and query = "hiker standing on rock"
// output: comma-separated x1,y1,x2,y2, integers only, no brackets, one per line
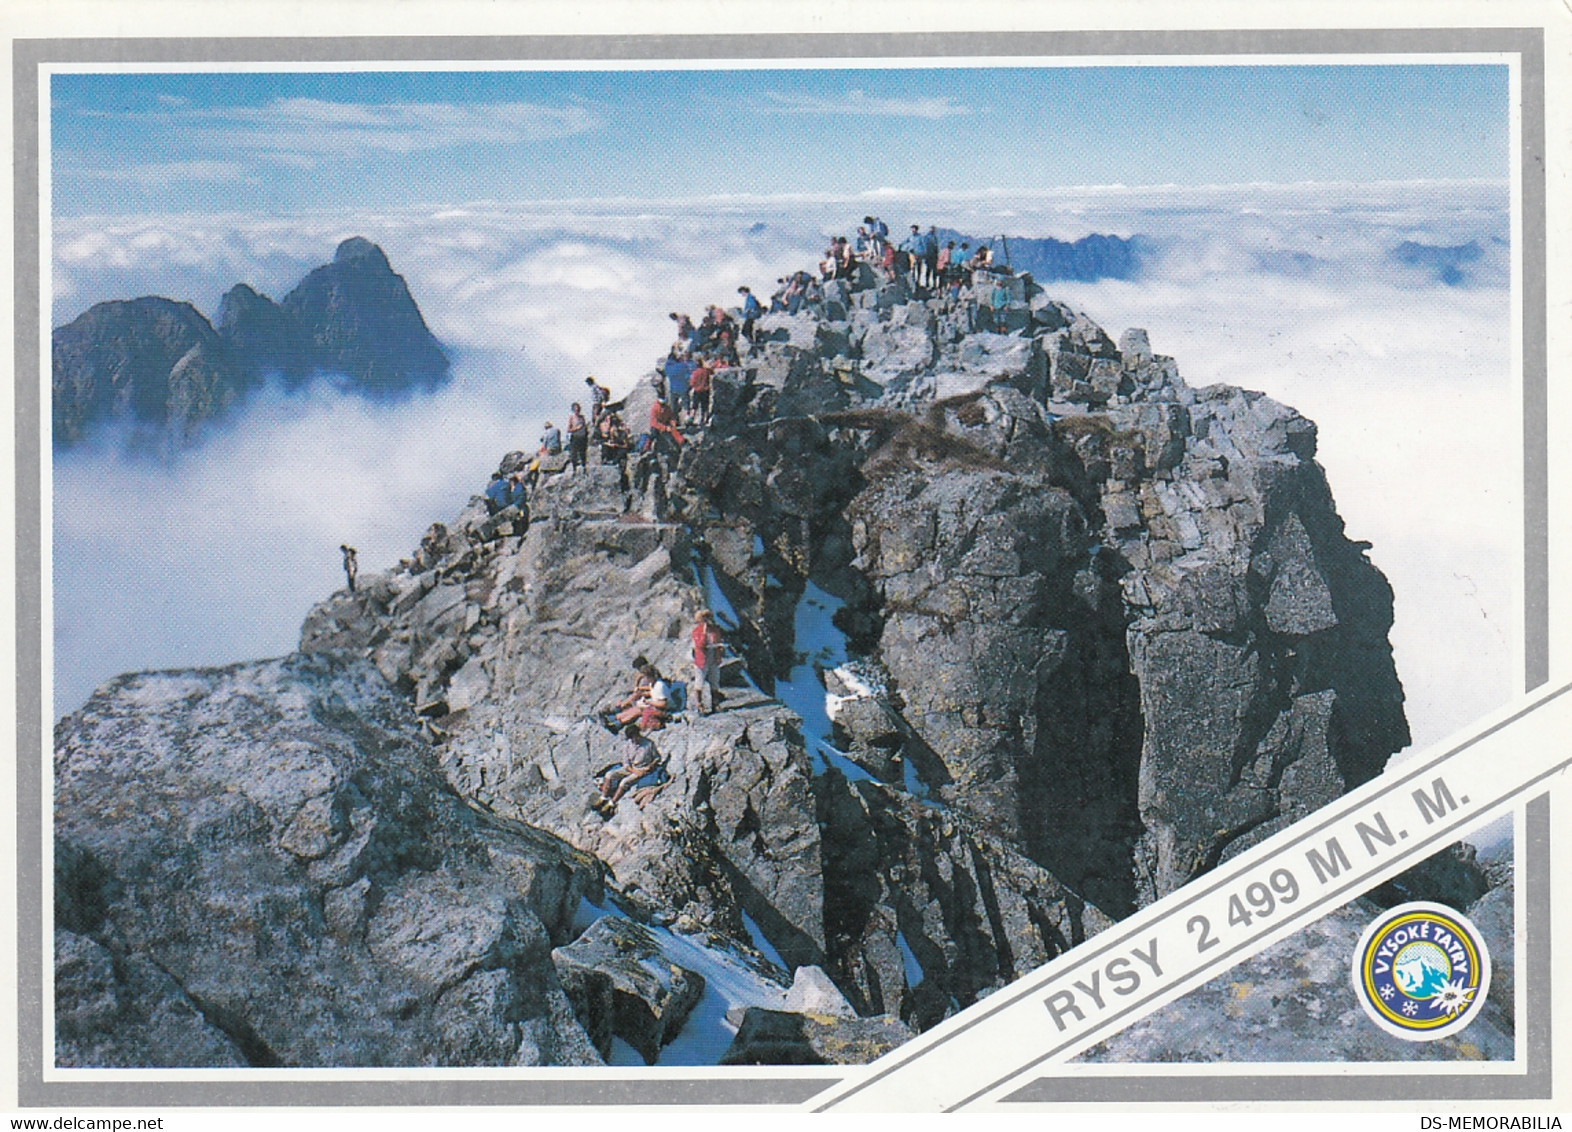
597,409,631,491
339,544,358,593
864,215,889,258
585,376,610,424
922,226,941,291
737,285,761,343
690,609,725,715
567,402,589,473
989,277,1011,332
688,362,712,428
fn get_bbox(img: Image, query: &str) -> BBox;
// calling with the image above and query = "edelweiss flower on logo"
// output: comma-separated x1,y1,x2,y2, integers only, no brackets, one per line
1431,979,1477,1018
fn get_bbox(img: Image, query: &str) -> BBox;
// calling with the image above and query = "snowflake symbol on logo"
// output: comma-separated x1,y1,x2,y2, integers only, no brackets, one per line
1379,984,1396,1001
1401,1001,1419,1017
1431,979,1476,1018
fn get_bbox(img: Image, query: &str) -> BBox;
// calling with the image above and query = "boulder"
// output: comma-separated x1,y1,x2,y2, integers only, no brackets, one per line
1119,327,1152,365
551,916,705,1065
754,312,820,350
782,964,858,1019
720,1007,916,1065
53,653,603,1067
860,322,936,376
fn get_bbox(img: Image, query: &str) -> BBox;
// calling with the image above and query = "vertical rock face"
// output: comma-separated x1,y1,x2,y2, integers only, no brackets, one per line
51,237,449,447
664,282,1407,916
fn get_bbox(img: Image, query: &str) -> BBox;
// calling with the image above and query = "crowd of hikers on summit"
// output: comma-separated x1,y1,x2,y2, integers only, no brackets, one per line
487,212,1016,522
460,213,1017,817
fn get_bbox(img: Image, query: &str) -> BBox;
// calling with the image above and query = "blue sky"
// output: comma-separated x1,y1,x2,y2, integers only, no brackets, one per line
51,64,1509,216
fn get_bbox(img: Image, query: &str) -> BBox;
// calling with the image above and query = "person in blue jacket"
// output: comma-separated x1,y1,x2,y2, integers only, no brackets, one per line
737,285,762,342
899,224,923,282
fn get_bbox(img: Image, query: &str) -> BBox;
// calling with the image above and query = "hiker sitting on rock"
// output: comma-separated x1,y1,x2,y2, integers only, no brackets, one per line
603,657,658,728
650,397,685,465
635,678,674,731
592,723,664,815
484,470,513,513
539,421,563,457
971,245,994,282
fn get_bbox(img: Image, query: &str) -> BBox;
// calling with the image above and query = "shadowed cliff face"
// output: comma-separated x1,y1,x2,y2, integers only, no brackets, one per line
51,237,450,447
55,262,1412,1065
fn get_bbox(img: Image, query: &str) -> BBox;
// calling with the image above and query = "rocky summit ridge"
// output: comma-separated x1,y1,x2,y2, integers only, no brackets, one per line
52,237,449,448
56,253,1443,1069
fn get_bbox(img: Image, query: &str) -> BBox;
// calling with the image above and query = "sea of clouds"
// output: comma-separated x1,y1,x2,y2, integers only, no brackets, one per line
51,181,1516,759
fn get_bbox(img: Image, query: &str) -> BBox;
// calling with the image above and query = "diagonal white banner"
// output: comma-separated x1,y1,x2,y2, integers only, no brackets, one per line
810,680,1572,1112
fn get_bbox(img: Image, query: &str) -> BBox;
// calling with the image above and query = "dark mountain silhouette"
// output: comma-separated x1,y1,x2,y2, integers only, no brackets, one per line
52,237,450,447
278,237,450,396
1389,240,1483,287
938,229,1157,282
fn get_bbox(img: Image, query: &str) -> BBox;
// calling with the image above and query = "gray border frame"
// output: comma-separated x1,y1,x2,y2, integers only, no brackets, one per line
14,27,1549,1109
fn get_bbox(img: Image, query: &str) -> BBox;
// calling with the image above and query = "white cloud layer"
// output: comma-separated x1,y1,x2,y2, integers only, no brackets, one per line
50,184,1517,760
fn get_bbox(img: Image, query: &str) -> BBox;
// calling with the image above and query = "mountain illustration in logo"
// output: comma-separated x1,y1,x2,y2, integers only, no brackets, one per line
1393,941,1452,999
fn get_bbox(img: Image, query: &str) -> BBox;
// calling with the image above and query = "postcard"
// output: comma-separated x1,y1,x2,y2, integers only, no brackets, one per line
9,0,1571,1123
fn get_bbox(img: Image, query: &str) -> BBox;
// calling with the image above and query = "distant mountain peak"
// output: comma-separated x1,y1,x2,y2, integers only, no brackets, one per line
333,236,387,265
53,238,449,448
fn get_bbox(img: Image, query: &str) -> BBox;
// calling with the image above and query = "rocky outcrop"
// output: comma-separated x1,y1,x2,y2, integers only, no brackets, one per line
59,245,1415,1066
54,653,604,1067
52,237,449,446
299,467,1112,1036
282,259,1407,1051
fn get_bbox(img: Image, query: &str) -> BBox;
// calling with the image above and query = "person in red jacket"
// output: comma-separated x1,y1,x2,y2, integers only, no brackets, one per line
690,609,725,715
650,396,685,473
688,362,712,427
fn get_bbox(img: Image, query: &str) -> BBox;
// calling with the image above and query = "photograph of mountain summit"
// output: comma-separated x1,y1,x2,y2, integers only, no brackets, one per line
48,61,1518,1068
